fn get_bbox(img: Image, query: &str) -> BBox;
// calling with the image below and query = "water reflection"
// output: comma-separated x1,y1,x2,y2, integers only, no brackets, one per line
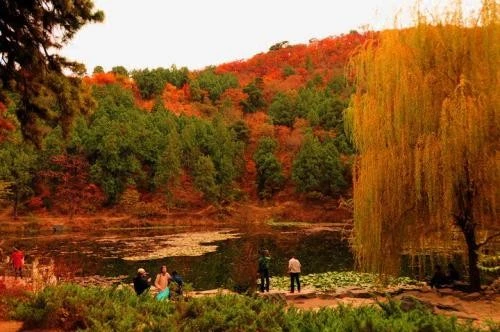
1,223,354,290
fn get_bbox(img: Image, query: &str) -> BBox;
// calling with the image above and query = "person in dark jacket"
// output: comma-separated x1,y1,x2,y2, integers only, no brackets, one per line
258,249,271,292
446,263,460,283
171,270,184,296
133,268,151,295
430,264,447,288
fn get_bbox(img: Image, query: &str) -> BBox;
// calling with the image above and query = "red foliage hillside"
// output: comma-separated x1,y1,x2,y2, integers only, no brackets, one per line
82,32,372,205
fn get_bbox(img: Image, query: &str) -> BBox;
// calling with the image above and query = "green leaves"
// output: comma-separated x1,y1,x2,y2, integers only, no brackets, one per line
191,67,238,103
0,0,104,144
132,66,189,99
270,271,418,292
241,78,265,113
268,92,296,127
292,133,346,197
254,137,285,199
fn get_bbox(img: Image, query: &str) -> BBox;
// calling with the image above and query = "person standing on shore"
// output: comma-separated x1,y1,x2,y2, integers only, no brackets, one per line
11,247,24,279
288,255,301,293
258,249,271,292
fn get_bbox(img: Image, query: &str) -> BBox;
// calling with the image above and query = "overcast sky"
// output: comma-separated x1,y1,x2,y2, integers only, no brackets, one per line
61,0,483,72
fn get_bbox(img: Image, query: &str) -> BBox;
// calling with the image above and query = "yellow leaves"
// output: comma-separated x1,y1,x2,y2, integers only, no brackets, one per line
348,0,499,274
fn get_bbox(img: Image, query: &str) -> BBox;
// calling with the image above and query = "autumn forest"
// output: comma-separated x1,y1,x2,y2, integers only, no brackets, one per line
0,0,499,330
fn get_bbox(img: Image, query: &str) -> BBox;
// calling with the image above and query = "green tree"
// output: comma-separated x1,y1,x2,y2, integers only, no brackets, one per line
292,133,346,197
79,85,147,203
230,120,250,143
268,92,296,127
241,78,265,113
193,155,219,202
253,137,284,199
154,130,182,199
93,66,105,74
0,0,104,144
192,67,238,103
132,66,189,99
0,138,38,218
111,66,128,77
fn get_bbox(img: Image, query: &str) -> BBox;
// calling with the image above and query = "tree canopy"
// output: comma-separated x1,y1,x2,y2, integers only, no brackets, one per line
0,0,104,144
347,0,499,290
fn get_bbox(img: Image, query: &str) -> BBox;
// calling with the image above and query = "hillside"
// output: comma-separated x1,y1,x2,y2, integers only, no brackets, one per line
0,32,372,222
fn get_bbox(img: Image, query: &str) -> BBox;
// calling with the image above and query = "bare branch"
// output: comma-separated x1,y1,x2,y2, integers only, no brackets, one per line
478,232,500,248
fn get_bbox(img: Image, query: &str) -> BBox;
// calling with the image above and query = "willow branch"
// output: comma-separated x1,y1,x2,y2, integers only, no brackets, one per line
478,232,500,248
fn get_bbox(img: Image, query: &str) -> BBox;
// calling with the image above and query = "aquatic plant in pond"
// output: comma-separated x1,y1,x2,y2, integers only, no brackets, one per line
270,271,420,292
96,230,241,260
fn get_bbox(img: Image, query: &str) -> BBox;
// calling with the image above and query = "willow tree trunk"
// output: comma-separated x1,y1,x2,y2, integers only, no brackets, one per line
461,224,481,292
455,162,481,292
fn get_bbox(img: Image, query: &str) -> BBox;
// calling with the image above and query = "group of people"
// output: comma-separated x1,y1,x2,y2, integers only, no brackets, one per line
133,265,183,300
429,263,461,289
258,249,302,293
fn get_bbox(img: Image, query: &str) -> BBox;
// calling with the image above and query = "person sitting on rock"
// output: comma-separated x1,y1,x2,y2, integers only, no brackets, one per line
133,268,151,295
446,263,460,284
154,265,172,300
170,271,184,298
429,264,447,289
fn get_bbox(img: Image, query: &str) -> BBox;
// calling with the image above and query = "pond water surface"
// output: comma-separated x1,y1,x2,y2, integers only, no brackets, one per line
1,222,353,290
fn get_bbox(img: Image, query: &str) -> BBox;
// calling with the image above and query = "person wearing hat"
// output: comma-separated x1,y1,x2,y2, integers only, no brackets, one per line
133,268,151,295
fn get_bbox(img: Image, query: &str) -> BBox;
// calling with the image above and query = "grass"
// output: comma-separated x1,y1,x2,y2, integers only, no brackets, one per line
8,283,497,331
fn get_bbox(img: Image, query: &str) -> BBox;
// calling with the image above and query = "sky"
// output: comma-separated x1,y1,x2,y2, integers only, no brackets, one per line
61,0,483,72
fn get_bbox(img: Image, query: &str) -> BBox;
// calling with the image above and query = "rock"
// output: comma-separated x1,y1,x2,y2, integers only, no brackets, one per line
485,278,500,293
347,289,374,299
335,292,351,299
285,290,317,300
399,295,433,312
318,293,338,300
461,292,482,301
437,288,457,297
386,288,405,296
436,303,465,312
419,285,432,293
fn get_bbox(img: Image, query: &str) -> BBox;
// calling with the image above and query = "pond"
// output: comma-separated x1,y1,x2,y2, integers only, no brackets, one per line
1,222,354,290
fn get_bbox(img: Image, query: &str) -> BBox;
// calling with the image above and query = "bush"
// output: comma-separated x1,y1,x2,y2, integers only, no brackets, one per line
10,284,494,331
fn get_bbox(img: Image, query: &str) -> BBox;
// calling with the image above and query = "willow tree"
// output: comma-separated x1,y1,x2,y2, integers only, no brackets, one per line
347,1,499,291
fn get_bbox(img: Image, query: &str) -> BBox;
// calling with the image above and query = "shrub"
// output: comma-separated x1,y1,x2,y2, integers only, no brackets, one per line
10,284,494,332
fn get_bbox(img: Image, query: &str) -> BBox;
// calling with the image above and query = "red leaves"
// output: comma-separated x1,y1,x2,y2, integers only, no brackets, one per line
41,154,104,217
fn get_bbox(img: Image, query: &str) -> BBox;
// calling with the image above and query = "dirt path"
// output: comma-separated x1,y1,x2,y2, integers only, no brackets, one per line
0,321,23,332
283,289,500,327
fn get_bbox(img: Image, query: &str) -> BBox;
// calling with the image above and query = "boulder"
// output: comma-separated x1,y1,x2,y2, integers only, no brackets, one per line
461,292,482,301
436,303,465,312
347,289,374,299
399,295,433,312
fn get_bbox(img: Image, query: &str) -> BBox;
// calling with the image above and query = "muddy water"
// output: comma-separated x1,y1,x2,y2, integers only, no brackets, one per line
1,223,353,290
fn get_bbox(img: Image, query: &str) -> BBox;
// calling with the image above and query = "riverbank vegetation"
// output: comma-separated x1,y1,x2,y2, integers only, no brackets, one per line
270,271,418,292
7,284,496,331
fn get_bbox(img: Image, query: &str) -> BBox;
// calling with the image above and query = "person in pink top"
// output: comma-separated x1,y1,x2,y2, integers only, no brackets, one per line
11,247,25,279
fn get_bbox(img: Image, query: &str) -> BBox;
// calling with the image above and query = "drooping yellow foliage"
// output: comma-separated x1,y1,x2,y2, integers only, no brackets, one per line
347,0,499,276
